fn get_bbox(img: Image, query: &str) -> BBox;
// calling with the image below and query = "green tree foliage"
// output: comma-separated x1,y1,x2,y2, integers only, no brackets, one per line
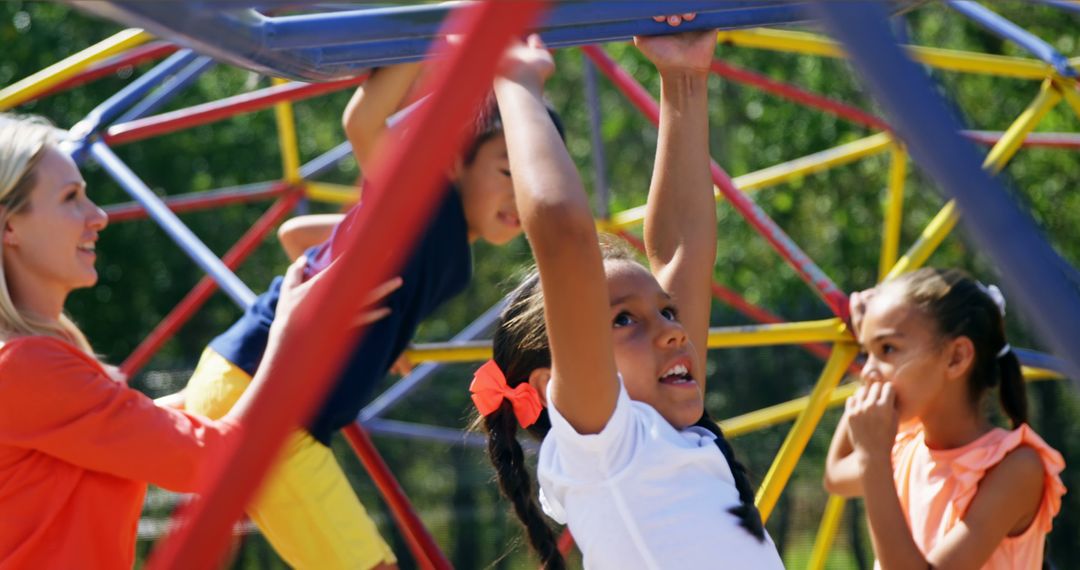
3,2,1078,567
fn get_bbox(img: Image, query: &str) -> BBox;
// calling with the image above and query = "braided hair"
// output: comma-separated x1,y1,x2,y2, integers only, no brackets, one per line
475,242,766,567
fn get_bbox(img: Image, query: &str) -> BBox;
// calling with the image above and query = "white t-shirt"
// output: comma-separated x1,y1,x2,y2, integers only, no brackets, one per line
537,380,785,570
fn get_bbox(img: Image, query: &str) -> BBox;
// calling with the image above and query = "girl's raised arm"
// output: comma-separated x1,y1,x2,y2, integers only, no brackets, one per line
638,26,718,374
493,36,619,435
342,63,423,172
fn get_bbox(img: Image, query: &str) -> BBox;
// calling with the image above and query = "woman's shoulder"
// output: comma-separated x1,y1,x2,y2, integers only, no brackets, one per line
0,335,103,385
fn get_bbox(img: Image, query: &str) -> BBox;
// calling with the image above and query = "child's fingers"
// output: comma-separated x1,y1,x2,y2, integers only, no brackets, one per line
653,15,666,23
863,382,881,409
667,14,683,26
363,276,403,307
354,307,392,327
682,13,697,22
282,255,308,289
879,382,896,407
527,33,546,50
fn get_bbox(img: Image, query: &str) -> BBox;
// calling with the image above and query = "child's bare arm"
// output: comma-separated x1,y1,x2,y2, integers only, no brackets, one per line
277,214,346,261
342,63,423,172
823,412,864,497
494,36,619,435
637,24,718,376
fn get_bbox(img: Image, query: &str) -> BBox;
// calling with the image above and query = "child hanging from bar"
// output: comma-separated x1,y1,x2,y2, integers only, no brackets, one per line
470,19,786,569
181,59,564,568
825,272,1065,569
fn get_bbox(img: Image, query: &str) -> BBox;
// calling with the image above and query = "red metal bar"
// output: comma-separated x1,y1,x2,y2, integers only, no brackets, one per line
145,3,545,568
964,130,1080,149
709,59,891,132
120,189,302,377
343,425,451,570
105,181,291,223
584,45,849,320
104,74,368,146
26,42,179,104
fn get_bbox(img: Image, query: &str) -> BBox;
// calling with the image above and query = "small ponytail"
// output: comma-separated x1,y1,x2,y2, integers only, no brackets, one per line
997,349,1027,428
482,404,565,570
694,414,766,542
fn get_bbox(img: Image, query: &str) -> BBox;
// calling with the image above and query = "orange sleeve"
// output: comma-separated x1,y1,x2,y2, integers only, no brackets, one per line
0,337,238,493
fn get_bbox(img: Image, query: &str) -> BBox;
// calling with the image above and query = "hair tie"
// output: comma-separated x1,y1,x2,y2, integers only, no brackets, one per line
976,282,1007,317
997,343,1012,359
469,360,543,428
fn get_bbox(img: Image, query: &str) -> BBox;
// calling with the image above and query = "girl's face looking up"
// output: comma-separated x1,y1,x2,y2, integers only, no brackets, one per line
858,285,970,423
604,259,704,429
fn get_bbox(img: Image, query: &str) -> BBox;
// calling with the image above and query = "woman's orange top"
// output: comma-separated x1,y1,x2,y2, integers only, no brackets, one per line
890,422,1066,570
0,336,238,569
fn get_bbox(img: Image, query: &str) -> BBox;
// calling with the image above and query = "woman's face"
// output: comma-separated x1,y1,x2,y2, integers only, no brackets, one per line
4,146,108,297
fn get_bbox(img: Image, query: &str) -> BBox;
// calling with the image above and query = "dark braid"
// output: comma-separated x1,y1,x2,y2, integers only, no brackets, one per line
482,404,564,570
694,413,766,542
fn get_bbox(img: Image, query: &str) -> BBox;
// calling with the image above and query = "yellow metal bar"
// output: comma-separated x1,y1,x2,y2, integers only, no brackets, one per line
0,29,152,111
885,79,1061,280
404,341,491,364
305,182,360,204
271,78,302,183
808,495,847,570
879,144,907,281
1052,77,1080,119
706,318,850,348
755,343,859,522
721,382,856,438
715,28,1051,80
608,132,892,230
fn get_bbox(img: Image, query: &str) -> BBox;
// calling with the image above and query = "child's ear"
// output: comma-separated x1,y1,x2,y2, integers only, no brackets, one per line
944,336,976,382
527,367,552,406
3,220,18,248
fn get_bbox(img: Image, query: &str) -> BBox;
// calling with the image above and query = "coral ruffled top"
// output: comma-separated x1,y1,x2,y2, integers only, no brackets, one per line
889,422,1066,570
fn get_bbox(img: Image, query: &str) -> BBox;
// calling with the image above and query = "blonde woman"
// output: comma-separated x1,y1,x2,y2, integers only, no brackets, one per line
0,114,396,568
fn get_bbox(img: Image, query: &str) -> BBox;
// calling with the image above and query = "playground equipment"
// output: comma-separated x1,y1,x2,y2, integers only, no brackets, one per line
4,1,1080,568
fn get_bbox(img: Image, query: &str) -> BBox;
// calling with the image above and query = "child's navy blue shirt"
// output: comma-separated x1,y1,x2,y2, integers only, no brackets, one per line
208,185,472,444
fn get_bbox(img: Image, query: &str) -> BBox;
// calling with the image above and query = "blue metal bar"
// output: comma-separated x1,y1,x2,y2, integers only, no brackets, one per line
67,1,853,81
358,296,507,422
945,1,1076,77
300,141,352,179
811,1,1080,389
583,53,610,220
361,419,493,449
315,6,811,67
1015,348,1071,377
88,142,257,308
70,50,199,143
115,56,216,124
264,1,799,49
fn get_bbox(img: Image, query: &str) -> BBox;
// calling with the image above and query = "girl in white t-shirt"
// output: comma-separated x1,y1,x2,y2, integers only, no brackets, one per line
470,18,785,570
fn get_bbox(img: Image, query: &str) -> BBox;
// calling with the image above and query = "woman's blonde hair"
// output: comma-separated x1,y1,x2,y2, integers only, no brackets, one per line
0,114,93,353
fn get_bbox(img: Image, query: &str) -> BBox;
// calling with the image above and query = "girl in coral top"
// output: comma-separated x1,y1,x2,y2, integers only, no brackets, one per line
825,268,1066,570
0,114,396,569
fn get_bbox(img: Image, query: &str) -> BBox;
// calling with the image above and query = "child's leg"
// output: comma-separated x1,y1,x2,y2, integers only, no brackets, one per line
186,348,397,569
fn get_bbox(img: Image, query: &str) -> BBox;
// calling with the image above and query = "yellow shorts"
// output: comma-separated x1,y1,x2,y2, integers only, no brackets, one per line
185,347,396,570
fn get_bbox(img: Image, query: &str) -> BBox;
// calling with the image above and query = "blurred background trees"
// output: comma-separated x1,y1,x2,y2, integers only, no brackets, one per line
3,2,1077,567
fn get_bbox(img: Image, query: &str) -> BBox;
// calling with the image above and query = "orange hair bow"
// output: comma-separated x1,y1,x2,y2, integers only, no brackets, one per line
469,360,543,428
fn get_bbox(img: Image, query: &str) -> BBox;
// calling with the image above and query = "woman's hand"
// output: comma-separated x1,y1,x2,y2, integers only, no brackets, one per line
270,256,403,345
845,382,899,468
635,14,716,75
496,34,555,90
